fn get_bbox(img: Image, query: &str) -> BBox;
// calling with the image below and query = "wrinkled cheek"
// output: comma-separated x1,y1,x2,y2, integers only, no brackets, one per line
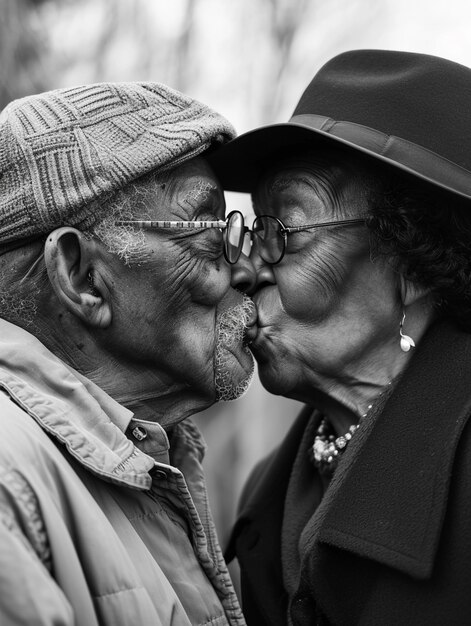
283,254,345,320
190,266,231,307
159,309,217,381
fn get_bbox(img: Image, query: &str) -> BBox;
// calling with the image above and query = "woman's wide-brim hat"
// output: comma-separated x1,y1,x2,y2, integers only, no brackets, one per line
209,49,471,201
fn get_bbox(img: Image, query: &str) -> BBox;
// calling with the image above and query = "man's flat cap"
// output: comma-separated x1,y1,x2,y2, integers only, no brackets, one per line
0,81,235,248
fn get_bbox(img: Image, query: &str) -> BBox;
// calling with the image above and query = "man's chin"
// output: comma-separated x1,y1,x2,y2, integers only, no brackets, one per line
214,345,255,402
228,340,255,372
213,294,256,401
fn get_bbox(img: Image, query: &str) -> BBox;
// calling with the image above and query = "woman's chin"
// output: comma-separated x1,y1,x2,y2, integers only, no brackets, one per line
258,366,281,395
255,349,298,398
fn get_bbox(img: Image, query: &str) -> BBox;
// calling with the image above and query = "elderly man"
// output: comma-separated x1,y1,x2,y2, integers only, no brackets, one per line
0,82,254,625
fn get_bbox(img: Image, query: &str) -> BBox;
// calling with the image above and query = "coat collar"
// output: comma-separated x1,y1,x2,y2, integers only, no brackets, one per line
236,321,471,582
317,320,471,579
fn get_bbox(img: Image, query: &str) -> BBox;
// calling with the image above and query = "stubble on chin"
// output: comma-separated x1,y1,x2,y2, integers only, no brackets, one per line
214,296,255,402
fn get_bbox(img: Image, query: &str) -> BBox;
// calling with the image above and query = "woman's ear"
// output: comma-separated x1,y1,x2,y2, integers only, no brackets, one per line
398,273,432,307
44,227,111,328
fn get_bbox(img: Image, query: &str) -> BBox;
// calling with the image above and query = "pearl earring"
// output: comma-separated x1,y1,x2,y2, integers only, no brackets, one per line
399,311,415,352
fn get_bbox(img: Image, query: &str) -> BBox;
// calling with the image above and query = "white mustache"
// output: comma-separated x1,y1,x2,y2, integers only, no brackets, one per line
214,295,255,402
216,295,255,348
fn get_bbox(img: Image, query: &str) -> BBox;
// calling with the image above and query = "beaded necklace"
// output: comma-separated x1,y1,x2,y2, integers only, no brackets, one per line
310,381,393,475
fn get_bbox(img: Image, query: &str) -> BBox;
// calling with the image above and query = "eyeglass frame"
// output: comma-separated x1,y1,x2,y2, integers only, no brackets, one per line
116,210,248,264
251,215,366,264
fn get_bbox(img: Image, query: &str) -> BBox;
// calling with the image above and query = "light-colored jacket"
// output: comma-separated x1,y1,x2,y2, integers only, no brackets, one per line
0,319,245,626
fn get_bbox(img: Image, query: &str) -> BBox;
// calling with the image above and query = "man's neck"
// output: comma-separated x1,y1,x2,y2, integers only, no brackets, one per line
32,312,213,430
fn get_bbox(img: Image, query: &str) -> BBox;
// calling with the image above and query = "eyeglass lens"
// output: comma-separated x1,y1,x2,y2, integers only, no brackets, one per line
225,211,245,264
252,216,285,264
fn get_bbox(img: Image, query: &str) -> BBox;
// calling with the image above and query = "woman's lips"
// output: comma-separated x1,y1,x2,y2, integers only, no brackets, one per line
245,323,259,343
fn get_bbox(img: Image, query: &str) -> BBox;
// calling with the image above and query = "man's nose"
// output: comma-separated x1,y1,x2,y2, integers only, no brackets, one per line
231,250,276,295
230,251,257,294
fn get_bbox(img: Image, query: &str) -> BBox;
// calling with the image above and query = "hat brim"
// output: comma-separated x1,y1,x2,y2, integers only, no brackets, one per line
208,115,471,202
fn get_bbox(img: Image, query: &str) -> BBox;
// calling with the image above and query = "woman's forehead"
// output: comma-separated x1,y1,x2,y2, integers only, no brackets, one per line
256,150,360,195
253,151,370,220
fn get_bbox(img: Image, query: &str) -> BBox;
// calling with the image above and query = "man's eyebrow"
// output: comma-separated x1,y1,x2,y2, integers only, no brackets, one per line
182,180,219,208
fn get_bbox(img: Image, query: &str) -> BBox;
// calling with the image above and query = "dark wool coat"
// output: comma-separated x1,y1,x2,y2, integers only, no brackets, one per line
228,321,471,625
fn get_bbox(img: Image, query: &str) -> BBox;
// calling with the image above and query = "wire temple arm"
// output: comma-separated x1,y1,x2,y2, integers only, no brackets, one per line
116,220,227,229
282,218,365,234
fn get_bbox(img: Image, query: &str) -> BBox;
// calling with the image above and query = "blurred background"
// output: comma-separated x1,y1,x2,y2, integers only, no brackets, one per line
2,0,471,545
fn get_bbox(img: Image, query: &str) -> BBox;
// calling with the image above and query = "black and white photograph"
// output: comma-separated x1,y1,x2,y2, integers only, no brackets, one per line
1,1,471,624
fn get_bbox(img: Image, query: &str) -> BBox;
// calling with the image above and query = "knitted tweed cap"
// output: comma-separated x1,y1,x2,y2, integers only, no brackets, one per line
0,82,236,249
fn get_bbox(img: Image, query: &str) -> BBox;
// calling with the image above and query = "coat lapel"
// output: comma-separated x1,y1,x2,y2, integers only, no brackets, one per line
317,321,471,579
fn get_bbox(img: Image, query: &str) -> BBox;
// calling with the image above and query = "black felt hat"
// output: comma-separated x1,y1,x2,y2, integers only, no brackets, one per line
209,49,471,200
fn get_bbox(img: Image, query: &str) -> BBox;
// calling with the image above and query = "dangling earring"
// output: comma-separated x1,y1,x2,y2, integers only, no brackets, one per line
399,310,415,352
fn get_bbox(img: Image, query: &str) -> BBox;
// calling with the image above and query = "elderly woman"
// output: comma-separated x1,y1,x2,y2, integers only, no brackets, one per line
211,50,471,625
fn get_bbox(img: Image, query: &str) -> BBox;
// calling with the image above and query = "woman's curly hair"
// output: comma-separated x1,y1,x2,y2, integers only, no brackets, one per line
366,167,471,331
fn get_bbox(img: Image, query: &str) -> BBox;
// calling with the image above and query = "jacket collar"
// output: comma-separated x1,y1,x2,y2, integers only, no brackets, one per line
317,320,471,579
0,319,156,490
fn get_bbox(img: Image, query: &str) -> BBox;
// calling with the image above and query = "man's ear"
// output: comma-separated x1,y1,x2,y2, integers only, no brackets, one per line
44,227,111,328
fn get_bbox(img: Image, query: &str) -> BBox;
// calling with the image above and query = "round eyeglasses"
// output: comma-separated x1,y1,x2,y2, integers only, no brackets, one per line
251,215,366,264
117,210,248,264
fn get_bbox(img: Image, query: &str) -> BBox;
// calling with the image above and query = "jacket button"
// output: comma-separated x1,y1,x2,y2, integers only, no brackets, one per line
132,426,147,441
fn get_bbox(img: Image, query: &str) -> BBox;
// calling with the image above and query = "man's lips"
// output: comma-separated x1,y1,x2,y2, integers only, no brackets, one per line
244,299,259,343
